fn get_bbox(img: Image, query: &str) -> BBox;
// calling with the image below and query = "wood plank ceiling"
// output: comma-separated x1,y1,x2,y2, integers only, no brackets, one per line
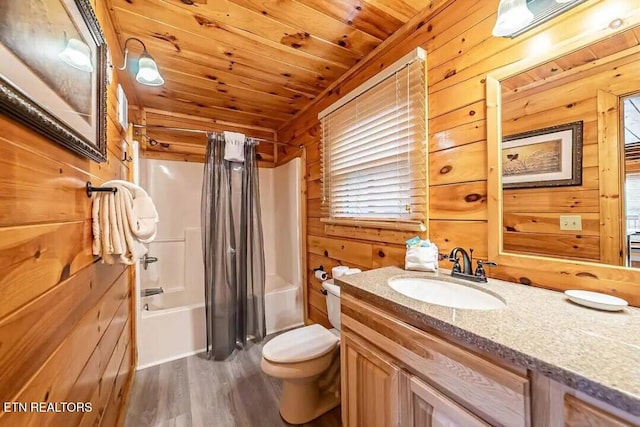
106,0,431,133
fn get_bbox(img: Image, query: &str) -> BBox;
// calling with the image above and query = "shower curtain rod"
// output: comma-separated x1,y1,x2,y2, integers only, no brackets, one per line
132,124,290,146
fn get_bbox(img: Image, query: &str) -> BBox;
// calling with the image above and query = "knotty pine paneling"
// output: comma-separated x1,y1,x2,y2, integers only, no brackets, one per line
137,108,279,165
0,1,135,425
277,0,640,323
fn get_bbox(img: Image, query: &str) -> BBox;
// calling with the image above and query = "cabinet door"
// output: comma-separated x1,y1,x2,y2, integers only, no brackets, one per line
342,332,401,427
564,395,635,427
404,375,490,427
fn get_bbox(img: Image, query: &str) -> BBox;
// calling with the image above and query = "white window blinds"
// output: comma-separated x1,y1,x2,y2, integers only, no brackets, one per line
320,57,427,230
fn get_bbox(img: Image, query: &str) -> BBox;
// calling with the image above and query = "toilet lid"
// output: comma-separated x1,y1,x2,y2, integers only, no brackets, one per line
262,324,339,363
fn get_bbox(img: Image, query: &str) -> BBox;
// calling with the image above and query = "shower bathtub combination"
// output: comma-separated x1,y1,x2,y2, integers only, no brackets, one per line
137,157,303,368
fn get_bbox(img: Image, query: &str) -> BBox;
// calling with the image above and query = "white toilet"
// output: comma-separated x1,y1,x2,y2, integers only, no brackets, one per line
261,280,341,424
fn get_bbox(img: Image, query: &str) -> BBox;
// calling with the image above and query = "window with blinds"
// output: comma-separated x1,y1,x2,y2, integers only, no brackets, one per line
320,55,427,231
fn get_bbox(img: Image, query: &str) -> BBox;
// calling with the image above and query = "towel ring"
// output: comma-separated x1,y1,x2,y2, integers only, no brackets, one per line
86,181,118,198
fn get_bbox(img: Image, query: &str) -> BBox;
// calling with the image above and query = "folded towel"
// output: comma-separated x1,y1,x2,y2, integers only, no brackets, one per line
405,246,438,272
224,131,246,162
103,180,159,242
92,181,158,265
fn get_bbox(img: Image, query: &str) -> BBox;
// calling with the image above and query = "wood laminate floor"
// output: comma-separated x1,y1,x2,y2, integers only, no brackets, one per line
125,338,341,427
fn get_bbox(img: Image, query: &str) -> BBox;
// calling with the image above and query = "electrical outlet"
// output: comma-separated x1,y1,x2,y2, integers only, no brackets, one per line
560,215,582,231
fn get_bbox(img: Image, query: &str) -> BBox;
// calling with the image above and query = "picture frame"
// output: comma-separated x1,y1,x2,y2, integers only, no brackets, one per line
0,0,108,162
502,121,583,189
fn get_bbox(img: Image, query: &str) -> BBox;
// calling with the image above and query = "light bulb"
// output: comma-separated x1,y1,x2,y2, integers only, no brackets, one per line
136,54,165,86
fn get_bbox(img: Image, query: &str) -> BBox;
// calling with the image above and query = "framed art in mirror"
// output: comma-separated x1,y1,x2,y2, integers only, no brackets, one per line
503,121,583,189
0,0,107,162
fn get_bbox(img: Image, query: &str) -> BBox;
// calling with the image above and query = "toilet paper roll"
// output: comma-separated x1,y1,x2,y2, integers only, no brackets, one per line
332,266,350,278
314,270,328,280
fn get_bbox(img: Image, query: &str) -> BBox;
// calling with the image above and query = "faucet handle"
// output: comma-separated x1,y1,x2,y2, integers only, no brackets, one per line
439,252,451,261
445,254,462,273
478,260,497,267
475,260,497,278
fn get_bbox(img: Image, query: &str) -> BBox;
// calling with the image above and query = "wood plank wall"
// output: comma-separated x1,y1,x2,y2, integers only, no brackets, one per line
276,0,637,324
136,108,279,166
0,1,135,425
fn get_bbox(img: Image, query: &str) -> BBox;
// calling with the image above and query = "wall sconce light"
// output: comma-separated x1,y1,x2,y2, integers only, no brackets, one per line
493,0,588,38
59,37,94,72
118,37,165,86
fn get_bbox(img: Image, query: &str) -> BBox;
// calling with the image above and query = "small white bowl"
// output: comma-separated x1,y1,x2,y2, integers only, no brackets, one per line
564,290,628,312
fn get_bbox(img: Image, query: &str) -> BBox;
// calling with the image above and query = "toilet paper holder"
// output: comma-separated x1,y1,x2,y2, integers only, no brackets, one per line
313,266,329,281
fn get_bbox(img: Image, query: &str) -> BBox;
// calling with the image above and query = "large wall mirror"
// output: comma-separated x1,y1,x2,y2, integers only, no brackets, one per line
486,10,640,305
497,26,640,269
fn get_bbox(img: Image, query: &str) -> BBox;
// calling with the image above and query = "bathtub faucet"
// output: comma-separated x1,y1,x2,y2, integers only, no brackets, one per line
141,287,163,297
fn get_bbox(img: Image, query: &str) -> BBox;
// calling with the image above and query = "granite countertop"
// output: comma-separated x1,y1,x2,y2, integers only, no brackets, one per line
335,266,640,416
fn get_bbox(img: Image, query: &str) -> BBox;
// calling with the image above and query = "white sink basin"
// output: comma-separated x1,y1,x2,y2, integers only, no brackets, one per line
388,277,505,310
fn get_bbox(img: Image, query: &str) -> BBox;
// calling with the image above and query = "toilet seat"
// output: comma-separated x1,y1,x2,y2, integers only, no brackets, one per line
263,324,339,364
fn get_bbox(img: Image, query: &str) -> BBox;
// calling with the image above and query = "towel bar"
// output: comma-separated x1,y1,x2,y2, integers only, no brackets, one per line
86,181,118,198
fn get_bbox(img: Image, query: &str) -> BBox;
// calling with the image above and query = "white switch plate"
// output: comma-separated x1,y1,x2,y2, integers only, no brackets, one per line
560,215,582,231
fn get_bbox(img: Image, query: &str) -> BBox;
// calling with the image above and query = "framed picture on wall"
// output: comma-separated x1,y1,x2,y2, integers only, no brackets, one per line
0,0,107,162
502,121,583,189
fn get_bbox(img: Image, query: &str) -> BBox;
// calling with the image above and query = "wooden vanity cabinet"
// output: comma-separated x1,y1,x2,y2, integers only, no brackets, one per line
341,333,401,427
341,293,530,427
564,395,634,427
341,330,488,427
401,374,490,426
341,292,640,427
531,374,639,427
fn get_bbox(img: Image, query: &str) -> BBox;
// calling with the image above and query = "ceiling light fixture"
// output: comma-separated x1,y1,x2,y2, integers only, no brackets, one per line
492,0,535,37
493,0,588,38
118,37,165,86
59,38,94,72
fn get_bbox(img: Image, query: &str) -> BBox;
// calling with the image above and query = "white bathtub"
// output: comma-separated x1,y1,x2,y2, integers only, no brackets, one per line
138,293,206,369
265,274,304,334
138,274,303,368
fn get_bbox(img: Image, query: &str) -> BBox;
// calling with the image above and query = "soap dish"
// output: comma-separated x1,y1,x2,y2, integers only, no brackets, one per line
564,290,628,312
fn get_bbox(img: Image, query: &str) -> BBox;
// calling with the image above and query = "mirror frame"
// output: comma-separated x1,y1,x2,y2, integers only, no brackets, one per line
486,5,640,306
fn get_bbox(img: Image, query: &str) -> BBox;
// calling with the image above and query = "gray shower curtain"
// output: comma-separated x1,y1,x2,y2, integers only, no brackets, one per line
201,134,266,360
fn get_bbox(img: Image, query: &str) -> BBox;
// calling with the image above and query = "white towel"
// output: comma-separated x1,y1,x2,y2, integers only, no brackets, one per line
224,131,245,162
103,180,159,242
405,246,438,272
91,181,158,265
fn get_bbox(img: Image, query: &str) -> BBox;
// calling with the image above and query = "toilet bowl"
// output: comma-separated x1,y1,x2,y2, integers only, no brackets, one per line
261,280,341,424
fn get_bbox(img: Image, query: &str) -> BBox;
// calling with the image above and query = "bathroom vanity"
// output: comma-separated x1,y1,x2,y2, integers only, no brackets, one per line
336,267,640,427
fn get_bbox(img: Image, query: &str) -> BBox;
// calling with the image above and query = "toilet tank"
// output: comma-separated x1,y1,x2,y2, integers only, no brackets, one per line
322,280,341,330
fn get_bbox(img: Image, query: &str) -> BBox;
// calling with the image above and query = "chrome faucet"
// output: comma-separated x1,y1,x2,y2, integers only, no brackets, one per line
446,247,497,283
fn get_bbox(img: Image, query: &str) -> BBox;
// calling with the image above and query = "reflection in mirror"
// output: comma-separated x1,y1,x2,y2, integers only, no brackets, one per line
500,26,640,269
623,95,640,268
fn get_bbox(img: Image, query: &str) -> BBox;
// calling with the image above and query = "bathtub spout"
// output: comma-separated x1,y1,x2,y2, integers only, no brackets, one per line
141,287,164,297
